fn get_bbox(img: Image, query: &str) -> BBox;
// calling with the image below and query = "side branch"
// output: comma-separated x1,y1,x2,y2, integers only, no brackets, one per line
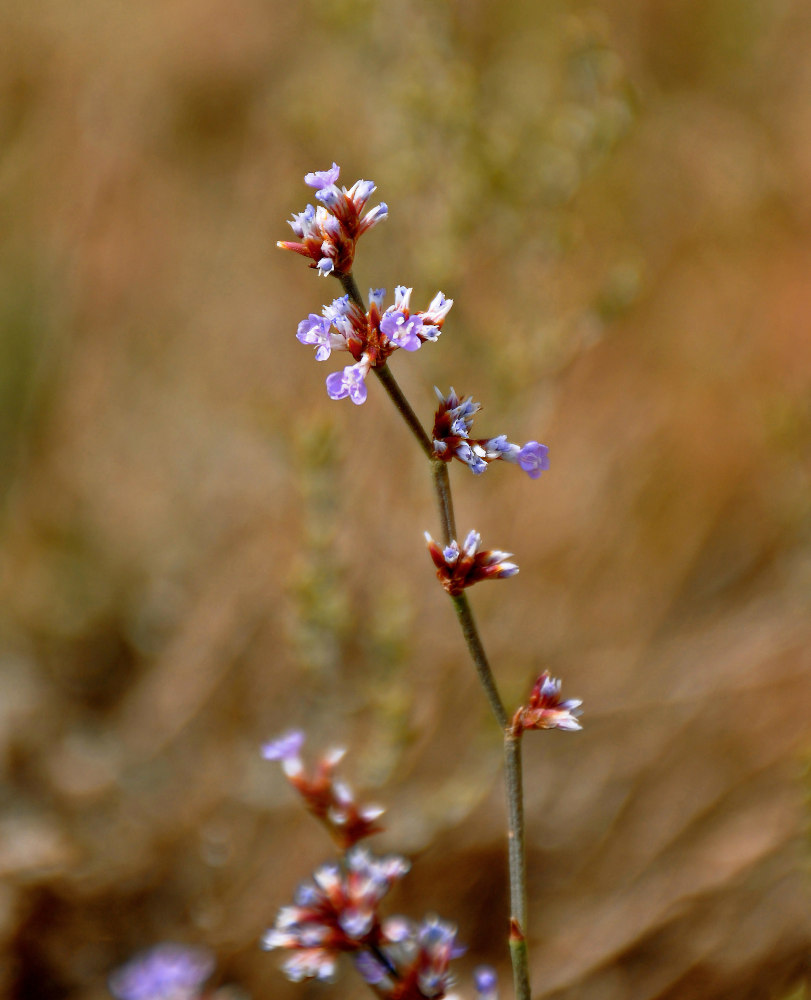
372,365,435,460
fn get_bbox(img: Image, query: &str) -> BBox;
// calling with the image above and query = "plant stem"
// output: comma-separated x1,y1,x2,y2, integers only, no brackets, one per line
372,365,434,460
338,271,366,311
505,728,530,1000
341,267,531,999
450,594,508,730
431,460,456,546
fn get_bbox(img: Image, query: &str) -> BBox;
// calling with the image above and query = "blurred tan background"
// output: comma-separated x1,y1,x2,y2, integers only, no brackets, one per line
1,0,810,997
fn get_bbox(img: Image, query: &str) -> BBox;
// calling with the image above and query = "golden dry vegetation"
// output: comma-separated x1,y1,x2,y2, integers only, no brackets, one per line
1,1,810,998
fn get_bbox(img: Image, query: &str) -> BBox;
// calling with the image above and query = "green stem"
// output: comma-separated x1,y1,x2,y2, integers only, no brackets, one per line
337,271,365,310
339,266,531,1000
372,365,434,460
450,594,508,730
505,728,530,1000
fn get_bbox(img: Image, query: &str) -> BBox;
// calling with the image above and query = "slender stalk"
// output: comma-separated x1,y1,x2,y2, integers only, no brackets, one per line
338,270,366,311
450,594,508,730
431,459,456,545
505,729,530,1000
341,266,531,1000
373,365,434,460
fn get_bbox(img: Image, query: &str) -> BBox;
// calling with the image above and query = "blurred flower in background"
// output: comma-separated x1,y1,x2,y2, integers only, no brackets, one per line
109,944,214,1000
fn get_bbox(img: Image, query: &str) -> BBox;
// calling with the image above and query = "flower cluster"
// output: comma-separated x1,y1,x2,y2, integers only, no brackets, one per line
512,672,583,734
297,286,453,404
432,388,550,479
262,730,384,849
108,943,214,1000
424,530,518,596
278,163,387,277
263,738,466,999
355,914,464,999
265,853,463,1000
263,845,411,983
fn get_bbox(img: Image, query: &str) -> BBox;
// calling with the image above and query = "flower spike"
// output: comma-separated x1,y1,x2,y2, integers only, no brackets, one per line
354,915,464,999
262,731,385,848
425,530,518,596
432,388,550,479
279,163,387,277
512,672,583,734
294,288,453,405
263,846,410,984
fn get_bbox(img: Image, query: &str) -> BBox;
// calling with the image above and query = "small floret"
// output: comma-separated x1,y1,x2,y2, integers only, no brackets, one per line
424,530,518,596
262,731,385,848
512,672,583,734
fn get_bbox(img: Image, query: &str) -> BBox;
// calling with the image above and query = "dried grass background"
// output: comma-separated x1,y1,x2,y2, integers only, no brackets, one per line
1,1,810,998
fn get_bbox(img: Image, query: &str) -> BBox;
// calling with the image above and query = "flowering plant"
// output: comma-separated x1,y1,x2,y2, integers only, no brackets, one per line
267,163,583,1000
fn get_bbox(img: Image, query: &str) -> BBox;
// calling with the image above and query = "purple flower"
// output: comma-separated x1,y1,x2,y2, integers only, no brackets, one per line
346,178,376,207
263,846,410,984
304,162,341,190
366,916,463,999
108,943,214,1000
414,916,464,997
326,359,370,405
354,950,390,985
262,729,306,778
432,388,549,480
296,314,332,360
454,441,487,475
295,295,361,363
516,441,550,479
294,288,452,405
279,164,387,275
380,310,424,351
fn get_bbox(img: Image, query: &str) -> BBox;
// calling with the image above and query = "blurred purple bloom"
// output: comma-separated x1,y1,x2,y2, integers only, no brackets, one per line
263,846,410,984
517,441,550,479
354,950,390,985
109,943,214,1000
367,915,463,999
262,729,305,762
304,163,341,190
474,965,499,1000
